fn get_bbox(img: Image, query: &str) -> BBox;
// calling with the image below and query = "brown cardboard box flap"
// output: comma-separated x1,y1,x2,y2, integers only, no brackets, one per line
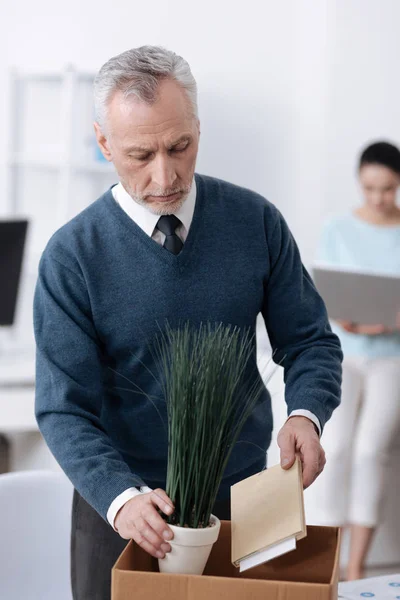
112,522,340,600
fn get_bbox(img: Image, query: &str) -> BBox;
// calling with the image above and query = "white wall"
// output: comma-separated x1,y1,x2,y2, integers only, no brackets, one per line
1,0,400,568
0,0,332,266
314,0,400,567
0,1,295,205
324,1,400,218
1,1,399,254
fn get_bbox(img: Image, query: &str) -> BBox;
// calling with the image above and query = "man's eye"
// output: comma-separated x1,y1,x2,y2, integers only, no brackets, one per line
171,144,189,153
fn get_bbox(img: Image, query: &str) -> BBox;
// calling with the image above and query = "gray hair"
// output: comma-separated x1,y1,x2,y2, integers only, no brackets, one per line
94,45,198,130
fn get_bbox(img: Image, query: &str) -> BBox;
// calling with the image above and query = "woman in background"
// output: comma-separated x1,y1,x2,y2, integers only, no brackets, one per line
310,141,400,580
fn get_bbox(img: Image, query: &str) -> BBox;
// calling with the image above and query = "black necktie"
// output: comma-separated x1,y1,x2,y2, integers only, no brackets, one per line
156,215,183,255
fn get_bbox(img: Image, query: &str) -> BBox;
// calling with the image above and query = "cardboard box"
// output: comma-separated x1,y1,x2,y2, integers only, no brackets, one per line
112,522,340,600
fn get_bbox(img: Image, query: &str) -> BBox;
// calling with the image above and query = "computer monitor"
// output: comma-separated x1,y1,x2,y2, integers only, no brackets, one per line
0,220,29,326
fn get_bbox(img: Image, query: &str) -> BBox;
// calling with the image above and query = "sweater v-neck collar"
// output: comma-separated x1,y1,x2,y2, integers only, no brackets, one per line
104,173,205,269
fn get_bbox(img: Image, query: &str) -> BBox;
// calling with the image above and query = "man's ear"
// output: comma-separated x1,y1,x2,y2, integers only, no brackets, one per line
93,122,113,161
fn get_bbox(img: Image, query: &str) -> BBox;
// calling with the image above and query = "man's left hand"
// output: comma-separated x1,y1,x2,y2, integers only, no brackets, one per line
277,416,326,488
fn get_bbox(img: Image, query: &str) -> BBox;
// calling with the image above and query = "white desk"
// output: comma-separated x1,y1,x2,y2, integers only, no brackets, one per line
0,355,62,471
0,386,37,432
0,354,37,433
339,574,400,599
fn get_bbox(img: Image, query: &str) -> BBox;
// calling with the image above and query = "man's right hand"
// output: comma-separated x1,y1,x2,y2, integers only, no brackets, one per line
114,489,175,559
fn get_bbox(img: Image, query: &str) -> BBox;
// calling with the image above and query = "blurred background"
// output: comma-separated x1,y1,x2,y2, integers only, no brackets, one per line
1,0,399,579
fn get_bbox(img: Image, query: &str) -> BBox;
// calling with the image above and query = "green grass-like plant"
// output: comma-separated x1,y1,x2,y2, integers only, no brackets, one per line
153,322,270,529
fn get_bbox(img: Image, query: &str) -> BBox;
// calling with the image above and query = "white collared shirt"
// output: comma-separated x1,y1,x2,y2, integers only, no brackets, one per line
106,180,321,530
112,180,196,245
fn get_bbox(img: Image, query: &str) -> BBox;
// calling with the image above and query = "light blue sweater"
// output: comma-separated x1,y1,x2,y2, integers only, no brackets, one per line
34,174,342,520
318,213,400,358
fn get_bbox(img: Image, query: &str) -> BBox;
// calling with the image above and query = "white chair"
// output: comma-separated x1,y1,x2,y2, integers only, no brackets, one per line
0,470,73,600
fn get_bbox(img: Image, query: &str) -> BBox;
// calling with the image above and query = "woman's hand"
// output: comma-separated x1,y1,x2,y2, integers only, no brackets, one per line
336,320,391,335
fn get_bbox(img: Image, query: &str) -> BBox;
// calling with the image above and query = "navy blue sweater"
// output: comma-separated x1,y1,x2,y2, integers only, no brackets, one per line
34,173,342,520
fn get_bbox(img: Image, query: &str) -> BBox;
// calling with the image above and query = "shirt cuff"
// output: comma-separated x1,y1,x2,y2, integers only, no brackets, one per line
107,486,153,531
287,410,321,437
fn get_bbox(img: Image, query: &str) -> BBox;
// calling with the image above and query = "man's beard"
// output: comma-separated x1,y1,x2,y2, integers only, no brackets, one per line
122,181,192,215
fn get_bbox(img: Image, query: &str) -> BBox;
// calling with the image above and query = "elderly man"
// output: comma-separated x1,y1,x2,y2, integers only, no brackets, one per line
34,46,342,600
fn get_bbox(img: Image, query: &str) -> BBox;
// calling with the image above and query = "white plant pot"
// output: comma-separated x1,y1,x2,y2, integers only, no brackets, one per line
158,514,221,575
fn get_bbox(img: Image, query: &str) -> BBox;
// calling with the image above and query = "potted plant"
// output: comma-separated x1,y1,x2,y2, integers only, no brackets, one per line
153,322,273,575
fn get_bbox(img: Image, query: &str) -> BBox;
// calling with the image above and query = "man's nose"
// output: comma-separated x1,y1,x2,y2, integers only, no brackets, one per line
151,155,177,190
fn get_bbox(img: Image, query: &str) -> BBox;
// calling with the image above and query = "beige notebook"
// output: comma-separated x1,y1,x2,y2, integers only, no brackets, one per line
231,458,306,572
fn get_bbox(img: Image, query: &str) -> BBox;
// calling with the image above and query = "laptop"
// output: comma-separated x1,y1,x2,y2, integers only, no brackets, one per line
312,264,400,329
